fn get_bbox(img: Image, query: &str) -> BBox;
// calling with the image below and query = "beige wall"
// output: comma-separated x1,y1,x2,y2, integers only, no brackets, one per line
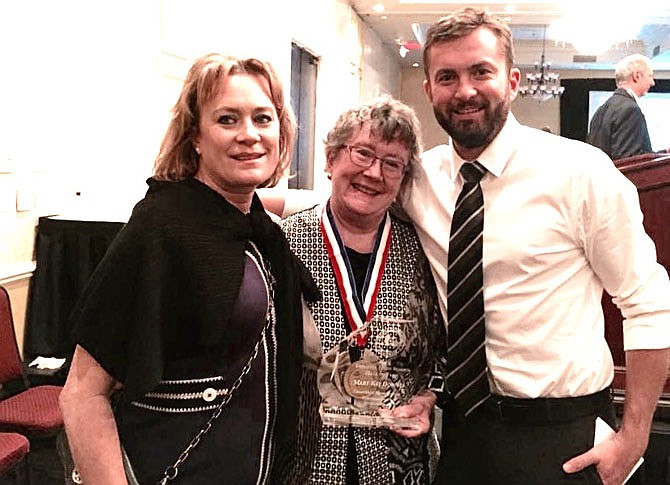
1,272,33,358
0,0,399,282
401,67,449,150
1,1,401,353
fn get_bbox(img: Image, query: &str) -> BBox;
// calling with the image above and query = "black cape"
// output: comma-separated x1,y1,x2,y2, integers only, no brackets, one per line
70,177,320,444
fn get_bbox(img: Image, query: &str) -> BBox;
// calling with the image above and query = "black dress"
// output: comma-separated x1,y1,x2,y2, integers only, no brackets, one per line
69,178,319,484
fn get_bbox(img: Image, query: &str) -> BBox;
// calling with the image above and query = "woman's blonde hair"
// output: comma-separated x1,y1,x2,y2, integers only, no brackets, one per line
153,53,296,188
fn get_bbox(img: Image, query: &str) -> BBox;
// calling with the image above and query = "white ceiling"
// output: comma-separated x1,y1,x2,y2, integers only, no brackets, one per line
350,0,670,70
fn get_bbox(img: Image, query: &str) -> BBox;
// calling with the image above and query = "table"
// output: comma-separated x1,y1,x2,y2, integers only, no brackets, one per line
23,217,124,360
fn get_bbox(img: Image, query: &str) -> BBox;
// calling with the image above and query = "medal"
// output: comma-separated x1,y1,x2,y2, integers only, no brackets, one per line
320,201,391,347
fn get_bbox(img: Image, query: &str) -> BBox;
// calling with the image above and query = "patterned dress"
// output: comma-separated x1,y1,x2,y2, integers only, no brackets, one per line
274,205,446,485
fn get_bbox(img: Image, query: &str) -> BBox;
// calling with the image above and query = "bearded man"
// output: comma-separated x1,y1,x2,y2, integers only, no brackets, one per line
402,7,670,485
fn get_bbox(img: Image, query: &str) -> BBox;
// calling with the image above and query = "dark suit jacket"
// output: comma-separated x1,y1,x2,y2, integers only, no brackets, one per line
586,88,653,160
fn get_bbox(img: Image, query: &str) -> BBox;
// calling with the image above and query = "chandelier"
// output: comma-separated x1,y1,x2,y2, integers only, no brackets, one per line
518,25,565,102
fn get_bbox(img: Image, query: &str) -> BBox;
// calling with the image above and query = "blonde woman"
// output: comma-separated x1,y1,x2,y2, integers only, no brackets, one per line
59,53,319,484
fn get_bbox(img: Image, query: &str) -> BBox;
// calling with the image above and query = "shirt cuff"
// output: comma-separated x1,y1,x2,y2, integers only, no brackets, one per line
623,310,670,351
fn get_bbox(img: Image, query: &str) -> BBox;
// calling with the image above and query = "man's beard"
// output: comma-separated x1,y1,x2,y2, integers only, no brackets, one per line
433,97,510,150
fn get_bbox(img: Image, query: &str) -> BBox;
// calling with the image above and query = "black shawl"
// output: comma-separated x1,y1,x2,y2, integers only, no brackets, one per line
70,177,320,443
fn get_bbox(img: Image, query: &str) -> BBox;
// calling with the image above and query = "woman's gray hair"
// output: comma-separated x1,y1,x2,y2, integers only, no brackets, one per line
324,95,423,196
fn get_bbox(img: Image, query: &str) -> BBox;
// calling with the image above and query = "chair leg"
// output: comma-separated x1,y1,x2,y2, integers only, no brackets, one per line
0,455,29,485
16,454,30,485
22,454,31,485
25,435,58,485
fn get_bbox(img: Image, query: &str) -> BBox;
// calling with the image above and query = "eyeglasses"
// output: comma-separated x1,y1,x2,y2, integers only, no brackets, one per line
344,145,408,179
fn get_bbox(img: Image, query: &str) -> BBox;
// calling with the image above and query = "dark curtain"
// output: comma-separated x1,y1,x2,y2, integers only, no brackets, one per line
560,78,670,143
24,217,124,360
560,78,616,142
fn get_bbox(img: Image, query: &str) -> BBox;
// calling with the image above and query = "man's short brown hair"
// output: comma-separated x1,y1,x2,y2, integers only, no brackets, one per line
423,8,514,76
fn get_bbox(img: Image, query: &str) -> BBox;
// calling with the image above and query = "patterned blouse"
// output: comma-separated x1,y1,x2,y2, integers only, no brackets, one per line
274,205,446,485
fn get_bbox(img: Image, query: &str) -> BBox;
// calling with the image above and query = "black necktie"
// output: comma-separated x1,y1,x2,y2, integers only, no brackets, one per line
446,161,490,417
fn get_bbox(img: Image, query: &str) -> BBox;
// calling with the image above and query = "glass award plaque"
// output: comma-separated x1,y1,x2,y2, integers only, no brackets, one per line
317,317,422,429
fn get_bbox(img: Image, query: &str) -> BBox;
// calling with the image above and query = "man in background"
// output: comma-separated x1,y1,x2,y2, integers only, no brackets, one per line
586,54,657,160
409,8,670,485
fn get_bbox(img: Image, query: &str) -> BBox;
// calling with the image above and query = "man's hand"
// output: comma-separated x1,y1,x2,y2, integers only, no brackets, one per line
562,424,646,484
564,348,670,484
380,389,436,438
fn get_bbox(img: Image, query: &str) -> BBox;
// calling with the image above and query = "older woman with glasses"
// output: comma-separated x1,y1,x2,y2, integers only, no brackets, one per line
273,97,446,485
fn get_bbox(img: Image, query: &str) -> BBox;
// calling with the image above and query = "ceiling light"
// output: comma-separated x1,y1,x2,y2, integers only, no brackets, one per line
372,3,385,13
550,0,647,54
381,15,388,20
549,17,642,54
412,62,420,68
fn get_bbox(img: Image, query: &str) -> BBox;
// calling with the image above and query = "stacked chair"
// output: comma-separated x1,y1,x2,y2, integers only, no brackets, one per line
0,286,65,483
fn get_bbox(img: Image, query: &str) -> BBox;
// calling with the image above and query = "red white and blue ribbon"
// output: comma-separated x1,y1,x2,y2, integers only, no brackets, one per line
320,201,392,347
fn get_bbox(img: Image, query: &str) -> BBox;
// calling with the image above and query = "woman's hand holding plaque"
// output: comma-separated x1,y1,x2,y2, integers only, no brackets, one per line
317,318,428,429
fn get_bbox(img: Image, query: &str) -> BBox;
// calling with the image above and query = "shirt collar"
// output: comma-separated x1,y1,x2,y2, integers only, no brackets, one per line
623,87,639,102
449,112,519,180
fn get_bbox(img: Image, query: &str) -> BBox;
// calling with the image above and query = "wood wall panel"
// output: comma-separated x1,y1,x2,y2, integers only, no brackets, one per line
605,155,670,398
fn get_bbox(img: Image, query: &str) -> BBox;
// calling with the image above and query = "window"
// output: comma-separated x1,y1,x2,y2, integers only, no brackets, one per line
289,43,318,189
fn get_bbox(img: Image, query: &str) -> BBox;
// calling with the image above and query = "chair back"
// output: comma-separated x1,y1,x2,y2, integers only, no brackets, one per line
614,152,670,169
0,287,25,384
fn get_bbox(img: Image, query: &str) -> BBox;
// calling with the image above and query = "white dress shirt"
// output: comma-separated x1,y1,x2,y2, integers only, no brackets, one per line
623,86,640,102
403,114,670,399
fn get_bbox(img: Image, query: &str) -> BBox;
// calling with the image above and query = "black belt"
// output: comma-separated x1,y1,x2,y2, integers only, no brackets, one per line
131,376,228,413
481,388,612,424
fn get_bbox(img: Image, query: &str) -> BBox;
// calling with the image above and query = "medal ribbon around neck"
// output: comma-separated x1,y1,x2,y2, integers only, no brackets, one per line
320,201,392,347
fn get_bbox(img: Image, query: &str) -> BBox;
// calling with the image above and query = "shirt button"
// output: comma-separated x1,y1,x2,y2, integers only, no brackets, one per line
203,388,217,402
